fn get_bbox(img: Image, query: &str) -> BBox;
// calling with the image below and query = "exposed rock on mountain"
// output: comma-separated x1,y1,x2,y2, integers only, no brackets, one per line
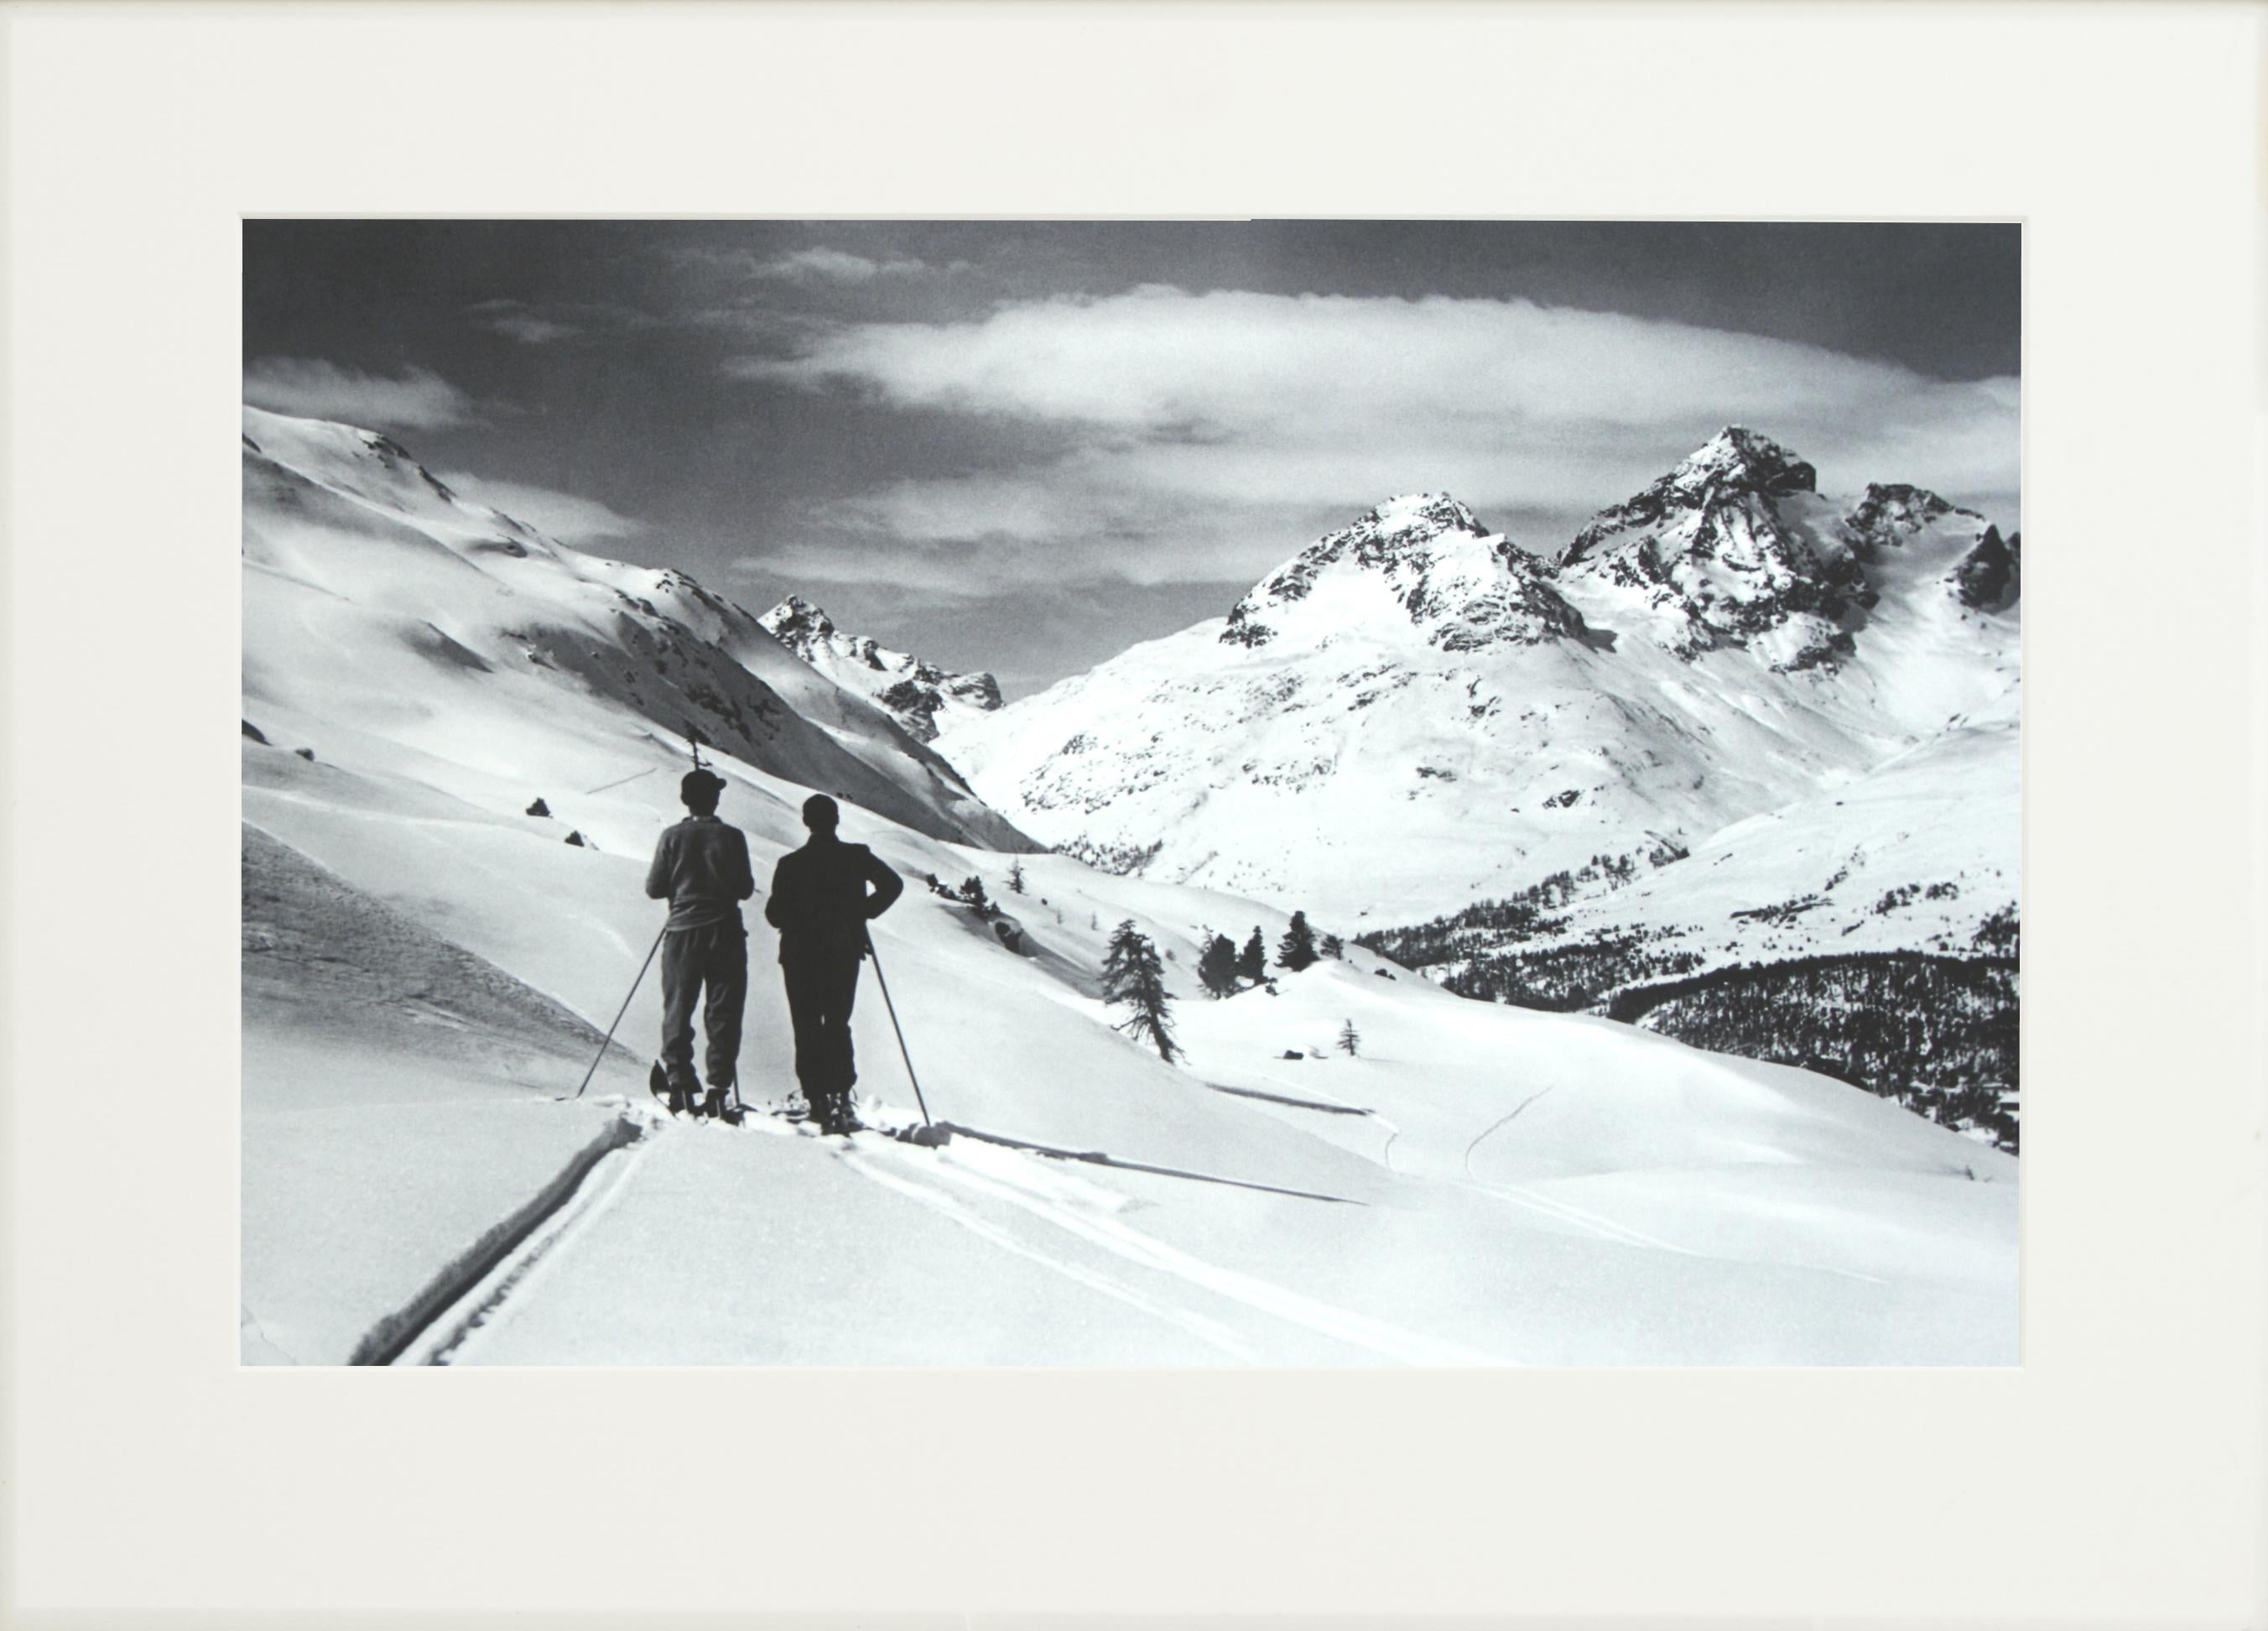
1949,525,2022,612
1558,429,1866,671
761,595,1003,743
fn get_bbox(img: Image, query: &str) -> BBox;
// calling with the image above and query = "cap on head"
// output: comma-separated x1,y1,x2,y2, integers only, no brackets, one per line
801,793,840,832
680,769,726,811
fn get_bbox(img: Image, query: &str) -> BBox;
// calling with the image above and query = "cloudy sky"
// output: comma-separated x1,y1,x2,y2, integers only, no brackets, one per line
244,221,2019,696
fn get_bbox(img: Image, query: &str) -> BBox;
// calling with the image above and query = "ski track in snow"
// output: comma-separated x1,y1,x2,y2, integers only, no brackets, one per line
392,1104,1880,1365
846,1142,1502,1365
400,1130,658,1365
1462,1086,1555,1178
1470,1177,1889,1288
835,1149,1266,1362
345,1061,1881,1361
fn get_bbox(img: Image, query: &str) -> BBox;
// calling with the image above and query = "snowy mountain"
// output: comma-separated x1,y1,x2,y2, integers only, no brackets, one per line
239,410,2016,1368
1220,492,1601,654
759,594,1002,743
1556,426,1869,671
937,428,2017,933
242,407,1029,852
935,427,2019,1144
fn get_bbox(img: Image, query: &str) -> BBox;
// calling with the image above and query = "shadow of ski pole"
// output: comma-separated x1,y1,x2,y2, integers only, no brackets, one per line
934,1123,1367,1206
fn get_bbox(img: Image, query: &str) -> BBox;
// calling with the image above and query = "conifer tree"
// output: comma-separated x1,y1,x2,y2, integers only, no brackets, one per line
1320,932,1345,960
1277,910,1319,972
1338,1019,1360,1056
1007,859,1026,894
1102,920,1180,1063
1237,927,1267,982
1198,933,1241,998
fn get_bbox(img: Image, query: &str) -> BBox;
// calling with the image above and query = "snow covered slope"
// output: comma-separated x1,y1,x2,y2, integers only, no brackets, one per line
242,743,2015,1365
760,594,1002,743
242,407,1029,852
239,416,2016,1366
936,430,2017,950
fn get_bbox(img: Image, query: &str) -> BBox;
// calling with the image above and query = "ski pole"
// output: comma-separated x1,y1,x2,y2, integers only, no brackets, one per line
864,927,936,1130
562,923,667,1101
581,765,657,796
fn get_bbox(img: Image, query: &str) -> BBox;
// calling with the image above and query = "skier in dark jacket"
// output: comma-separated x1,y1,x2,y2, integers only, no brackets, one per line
764,793,903,1134
644,769,756,1121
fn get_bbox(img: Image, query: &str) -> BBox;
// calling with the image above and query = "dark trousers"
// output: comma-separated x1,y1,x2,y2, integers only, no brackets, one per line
781,950,862,1108
659,921,747,1091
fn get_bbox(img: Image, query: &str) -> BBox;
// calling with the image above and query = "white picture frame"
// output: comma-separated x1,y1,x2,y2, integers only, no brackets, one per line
5,2,2262,1623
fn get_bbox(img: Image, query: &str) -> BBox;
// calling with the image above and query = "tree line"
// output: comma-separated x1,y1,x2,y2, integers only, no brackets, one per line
1104,908,1350,1065
1611,951,2021,1151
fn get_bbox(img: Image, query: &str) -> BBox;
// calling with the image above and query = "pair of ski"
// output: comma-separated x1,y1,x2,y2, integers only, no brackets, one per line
646,1060,749,1128
647,1060,865,1137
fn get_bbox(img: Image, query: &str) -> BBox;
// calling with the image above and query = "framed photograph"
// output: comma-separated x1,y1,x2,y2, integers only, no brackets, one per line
8,2,2263,1625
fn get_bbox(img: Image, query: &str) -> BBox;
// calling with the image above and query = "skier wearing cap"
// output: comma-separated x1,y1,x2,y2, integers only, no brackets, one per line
643,769,756,1122
764,794,903,1135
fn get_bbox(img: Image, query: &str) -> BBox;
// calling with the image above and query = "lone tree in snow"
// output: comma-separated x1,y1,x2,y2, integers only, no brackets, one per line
1338,1019,1360,1057
1102,920,1180,1063
1237,927,1267,983
957,876,996,917
1007,859,1027,894
1197,933,1241,998
1277,910,1320,972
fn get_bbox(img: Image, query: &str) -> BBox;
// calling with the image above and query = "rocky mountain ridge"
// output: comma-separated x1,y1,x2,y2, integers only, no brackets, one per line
760,594,1004,743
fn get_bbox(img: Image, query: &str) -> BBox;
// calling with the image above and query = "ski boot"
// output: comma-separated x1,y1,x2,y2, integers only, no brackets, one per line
648,1061,702,1120
701,1083,744,1127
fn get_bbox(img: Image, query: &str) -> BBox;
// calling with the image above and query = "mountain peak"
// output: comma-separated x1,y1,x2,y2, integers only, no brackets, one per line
1672,426,1818,498
762,594,837,642
1840,482,1979,555
1556,428,1856,670
1563,428,1822,567
760,597,1001,741
1367,492,1485,538
1220,493,1587,653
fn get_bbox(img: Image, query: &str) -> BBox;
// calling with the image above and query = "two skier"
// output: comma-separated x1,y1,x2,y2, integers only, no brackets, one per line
642,774,901,1134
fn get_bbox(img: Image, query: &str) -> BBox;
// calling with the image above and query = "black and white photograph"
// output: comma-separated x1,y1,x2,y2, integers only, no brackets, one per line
242,220,2022,1367
11,1,2267,1623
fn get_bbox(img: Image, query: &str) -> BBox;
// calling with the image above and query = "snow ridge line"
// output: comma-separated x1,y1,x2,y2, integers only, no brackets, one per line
347,1113,648,1365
